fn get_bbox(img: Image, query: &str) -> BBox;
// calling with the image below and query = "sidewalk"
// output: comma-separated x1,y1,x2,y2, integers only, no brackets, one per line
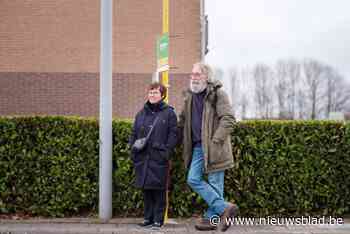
0,218,350,234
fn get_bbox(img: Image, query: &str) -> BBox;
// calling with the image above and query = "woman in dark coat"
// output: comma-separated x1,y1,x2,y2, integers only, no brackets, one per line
129,82,177,229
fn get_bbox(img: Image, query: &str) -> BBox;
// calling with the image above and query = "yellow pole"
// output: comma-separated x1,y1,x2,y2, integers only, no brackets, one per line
162,0,169,34
162,0,170,223
162,0,169,103
162,71,169,103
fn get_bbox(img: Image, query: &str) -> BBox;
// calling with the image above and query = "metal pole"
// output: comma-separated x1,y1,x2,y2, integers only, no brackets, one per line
99,0,113,222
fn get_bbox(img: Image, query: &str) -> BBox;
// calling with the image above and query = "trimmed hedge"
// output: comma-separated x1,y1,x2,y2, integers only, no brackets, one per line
0,116,349,217
0,117,99,217
228,121,350,216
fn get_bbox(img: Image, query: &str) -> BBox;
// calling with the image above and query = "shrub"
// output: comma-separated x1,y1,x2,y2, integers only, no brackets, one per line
0,117,349,217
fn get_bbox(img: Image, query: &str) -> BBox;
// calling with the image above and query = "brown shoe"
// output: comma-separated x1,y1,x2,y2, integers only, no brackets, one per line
220,203,239,232
194,218,217,231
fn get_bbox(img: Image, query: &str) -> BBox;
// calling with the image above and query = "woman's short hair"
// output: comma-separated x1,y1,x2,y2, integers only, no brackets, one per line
148,82,167,99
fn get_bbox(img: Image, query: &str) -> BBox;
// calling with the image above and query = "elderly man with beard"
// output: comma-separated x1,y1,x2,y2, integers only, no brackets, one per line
178,62,239,232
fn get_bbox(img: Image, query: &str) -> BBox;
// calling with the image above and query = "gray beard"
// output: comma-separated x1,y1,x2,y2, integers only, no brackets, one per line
190,80,208,93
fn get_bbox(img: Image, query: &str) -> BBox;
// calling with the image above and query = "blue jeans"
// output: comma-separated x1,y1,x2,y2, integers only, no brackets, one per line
187,147,229,219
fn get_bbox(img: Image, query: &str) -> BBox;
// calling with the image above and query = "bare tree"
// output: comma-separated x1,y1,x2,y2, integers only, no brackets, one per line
286,59,301,119
275,60,288,119
240,94,249,120
229,67,238,115
297,89,308,119
323,66,338,118
239,68,251,120
227,57,349,120
303,59,325,119
322,66,350,116
228,67,251,120
333,78,350,112
253,64,274,119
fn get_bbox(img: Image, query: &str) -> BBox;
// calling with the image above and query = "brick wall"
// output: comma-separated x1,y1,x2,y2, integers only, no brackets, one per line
0,0,200,117
0,0,200,73
0,72,190,118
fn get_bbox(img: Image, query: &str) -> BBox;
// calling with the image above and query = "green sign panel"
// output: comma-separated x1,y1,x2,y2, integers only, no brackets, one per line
157,33,169,71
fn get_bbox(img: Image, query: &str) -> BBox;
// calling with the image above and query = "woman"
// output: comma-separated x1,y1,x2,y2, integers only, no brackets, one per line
129,82,177,230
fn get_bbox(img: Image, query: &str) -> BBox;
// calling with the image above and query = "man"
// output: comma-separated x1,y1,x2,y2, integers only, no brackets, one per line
178,62,239,232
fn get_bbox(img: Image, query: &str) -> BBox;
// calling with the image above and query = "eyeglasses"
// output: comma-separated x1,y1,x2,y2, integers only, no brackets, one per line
148,91,161,96
190,72,202,78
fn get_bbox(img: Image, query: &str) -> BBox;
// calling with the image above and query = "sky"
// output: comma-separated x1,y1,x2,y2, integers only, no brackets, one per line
205,0,350,81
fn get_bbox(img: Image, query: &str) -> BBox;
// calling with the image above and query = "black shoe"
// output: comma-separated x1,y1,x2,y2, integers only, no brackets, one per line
151,222,162,230
138,219,153,228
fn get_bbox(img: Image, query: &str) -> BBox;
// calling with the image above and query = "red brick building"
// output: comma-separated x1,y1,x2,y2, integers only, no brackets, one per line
0,0,203,118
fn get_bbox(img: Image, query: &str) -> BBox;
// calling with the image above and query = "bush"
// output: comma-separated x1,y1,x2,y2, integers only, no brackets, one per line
227,120,350,216
0,116,99,217
0,116,349,217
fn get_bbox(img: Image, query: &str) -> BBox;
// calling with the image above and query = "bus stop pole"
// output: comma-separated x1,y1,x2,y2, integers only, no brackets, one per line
99,0,113,222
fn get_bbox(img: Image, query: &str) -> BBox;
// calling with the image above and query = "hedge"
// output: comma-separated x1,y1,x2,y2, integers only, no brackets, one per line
0,116,349,217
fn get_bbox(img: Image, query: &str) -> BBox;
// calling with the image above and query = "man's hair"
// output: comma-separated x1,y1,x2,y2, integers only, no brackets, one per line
193,62,214,81
148,82,167,99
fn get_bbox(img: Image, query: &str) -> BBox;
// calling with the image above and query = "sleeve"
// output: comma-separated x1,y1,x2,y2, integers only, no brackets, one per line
212,89,236,143
176,104,186,146
129,113,139,147
166,109,178,153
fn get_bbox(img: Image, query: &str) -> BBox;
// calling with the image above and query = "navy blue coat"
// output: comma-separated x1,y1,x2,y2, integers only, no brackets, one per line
129,101,177,190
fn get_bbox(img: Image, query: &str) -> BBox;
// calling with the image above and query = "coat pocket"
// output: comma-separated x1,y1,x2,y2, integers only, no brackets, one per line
151,142,169,162
208,140,225,164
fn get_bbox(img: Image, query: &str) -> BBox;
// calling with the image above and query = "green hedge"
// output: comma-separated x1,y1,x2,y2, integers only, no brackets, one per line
0,116,349,217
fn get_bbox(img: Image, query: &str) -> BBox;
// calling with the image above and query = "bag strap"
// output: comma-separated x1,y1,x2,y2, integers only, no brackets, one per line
144,115,160,140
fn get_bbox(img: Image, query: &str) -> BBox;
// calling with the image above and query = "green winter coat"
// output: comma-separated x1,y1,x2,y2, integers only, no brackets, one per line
178,80,236,174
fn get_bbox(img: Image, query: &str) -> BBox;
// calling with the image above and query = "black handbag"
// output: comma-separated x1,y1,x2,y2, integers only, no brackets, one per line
132,115,160,152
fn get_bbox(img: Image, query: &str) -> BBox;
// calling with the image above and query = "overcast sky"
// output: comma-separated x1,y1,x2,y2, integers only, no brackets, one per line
205,0,350,80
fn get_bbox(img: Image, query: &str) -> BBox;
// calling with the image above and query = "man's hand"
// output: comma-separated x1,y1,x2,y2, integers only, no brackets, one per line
212,137,224,144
